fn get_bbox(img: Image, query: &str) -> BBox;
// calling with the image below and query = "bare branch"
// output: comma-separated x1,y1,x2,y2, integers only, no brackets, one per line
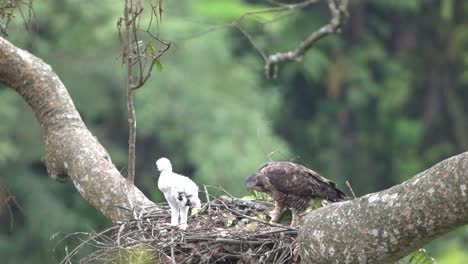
0,0,34,36
174,0,348,79
123,0,137,184
345,180,357,199
235,24,267,61
0,180,23,230
235,0,320,24
264,0,349,78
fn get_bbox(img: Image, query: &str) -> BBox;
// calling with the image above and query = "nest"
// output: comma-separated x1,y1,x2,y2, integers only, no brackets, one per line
59,190,300,264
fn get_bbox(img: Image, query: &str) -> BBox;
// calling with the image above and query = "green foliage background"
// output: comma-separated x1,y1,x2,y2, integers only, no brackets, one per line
0,0,467,263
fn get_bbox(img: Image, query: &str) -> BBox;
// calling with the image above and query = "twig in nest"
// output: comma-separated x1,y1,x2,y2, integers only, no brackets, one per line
217,197,298,231
216,185,236,198
170,233,176,264
346,180,357,199
203,185,211,214
58,226,120,264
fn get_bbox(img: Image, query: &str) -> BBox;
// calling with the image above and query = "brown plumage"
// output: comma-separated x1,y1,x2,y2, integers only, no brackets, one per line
246,161,346,226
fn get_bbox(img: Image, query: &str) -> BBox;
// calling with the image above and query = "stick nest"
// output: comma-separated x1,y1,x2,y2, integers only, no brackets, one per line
60,191,300,264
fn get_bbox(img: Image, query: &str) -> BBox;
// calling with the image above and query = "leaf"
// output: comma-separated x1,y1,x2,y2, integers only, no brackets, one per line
146,42,156,57
191,208,200,216
250,190,259,198
310,199,324,209
225,212,237,227
240,195,255,200
155,60,163,72
400,248,437,264
255,213,268,220
243,221,258,230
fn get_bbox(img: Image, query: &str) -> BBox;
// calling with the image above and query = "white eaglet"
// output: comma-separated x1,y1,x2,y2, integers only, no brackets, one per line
156,157,201,230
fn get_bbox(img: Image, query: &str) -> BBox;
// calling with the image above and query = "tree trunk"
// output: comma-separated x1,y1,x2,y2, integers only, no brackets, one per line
0,37,155,223
299,152,468,263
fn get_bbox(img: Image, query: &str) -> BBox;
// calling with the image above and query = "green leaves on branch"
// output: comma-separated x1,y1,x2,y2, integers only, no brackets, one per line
155,60,163,72
400,248,437,264
145,41,163,72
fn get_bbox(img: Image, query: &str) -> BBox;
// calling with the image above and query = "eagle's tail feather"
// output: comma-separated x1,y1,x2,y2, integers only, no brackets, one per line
326,184,347,202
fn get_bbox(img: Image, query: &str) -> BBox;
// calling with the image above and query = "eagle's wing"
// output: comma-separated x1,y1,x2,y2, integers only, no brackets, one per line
262,162,345,201
261,162,321,196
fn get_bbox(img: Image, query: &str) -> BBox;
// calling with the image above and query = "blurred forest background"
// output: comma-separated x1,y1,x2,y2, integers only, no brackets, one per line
0,0,467,263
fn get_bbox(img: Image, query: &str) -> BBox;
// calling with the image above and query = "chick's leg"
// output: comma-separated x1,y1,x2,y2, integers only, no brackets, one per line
179,206,189,230
169,204,179,226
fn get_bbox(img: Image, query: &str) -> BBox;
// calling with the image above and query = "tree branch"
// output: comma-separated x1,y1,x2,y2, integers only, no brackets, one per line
299,151,468,263
264,0,349,78
0,37,155,222
122,0,169,183
0,179,22,230
124,0,137,184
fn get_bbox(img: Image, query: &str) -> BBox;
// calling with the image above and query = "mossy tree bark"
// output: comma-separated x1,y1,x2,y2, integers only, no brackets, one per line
299,152,468,263
0,37,154,223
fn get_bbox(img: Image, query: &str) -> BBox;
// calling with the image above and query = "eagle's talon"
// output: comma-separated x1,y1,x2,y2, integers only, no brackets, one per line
268,203,284,224
290,219,300,227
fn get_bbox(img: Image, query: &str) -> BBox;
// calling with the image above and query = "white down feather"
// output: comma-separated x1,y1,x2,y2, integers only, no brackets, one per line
156,157,201,230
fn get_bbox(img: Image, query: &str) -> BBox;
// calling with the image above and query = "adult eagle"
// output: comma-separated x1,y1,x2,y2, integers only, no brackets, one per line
246,161,346,226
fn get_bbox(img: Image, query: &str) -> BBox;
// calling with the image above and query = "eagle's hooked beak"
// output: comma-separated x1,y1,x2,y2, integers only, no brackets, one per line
245,173,256,191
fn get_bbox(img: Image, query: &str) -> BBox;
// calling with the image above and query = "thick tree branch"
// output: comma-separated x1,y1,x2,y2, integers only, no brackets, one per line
299,151,468,263
0,37,155,222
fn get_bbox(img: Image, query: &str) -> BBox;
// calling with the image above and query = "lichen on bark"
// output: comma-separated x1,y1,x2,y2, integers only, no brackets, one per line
299,152,468,263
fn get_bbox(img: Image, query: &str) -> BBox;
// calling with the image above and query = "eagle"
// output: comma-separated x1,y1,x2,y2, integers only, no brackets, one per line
246,161,346,226
156,157,201,230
